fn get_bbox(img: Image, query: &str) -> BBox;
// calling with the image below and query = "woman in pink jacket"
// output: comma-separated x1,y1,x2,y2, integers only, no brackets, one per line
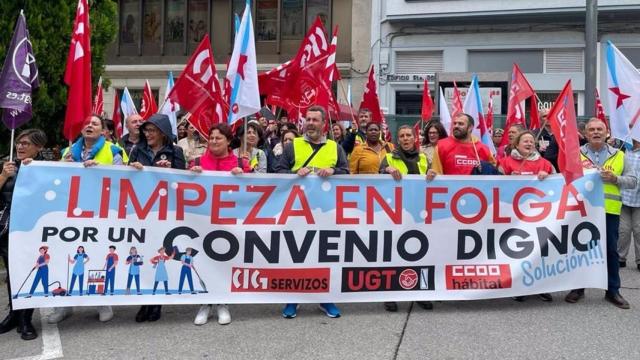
188,123,250,326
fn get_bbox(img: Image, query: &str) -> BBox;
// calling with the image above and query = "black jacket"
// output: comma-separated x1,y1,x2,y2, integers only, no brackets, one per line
128,114,186,169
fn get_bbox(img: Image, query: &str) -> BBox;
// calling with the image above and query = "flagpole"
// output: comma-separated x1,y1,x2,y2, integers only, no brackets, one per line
328,111,335,141
9,129,15,162
242,117,248,159
275,107,282,122
532,93,546,142
337,80,358,130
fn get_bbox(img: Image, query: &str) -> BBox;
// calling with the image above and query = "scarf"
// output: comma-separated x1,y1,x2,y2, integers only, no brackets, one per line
70,135,106,162
510,148,541,161
395,147,420,174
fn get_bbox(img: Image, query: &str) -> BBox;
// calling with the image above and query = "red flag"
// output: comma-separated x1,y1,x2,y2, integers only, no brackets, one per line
316,26,341,131
452,81,463,117
63,0,92,140
529,96,540,130
140,80,158,120
595,89,609,130
259,17,329,109
323,26,340,83
359,65,383,124
111,90,122,139
283,57,333,122
486,92,494,134
413,120,422,149
501,64,536,146
547,80,583,184
167,34,227,136
421,79,433,121
92,77,103,115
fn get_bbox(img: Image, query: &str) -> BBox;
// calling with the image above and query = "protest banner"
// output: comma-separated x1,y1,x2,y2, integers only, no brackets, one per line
9,162,606,309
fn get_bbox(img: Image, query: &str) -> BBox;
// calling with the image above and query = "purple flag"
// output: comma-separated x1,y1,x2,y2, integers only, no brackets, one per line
0,10,39,129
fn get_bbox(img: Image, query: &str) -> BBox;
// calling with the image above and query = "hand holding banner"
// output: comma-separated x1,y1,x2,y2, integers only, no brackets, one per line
10,163,605,309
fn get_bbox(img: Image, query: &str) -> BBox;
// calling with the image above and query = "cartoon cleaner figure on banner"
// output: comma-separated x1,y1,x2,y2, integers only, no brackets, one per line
178,247,196,295
126,246,143,295
151,247,173,295
27,246,50,298
103,246,118,295
68,246,89,296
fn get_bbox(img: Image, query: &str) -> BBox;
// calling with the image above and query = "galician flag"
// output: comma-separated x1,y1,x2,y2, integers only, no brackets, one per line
463,75,496,154
226,0,260,125
438,87,452,134
120,87,138,136
160,71,180,138
606,41,640,142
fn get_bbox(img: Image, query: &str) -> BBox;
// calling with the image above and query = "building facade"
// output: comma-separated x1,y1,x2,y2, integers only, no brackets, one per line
371,0,640,121
104,0,372,118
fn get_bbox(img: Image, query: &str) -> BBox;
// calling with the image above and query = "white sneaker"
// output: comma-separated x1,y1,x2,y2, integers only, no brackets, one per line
97,306,113,322
217,304,231,325
194,305,212,325
47,307,73,324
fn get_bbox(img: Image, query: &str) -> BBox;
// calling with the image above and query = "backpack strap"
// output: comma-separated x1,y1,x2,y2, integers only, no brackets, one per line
301,143,326,169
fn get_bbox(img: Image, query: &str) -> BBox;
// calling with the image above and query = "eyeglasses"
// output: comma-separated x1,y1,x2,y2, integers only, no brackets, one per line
143,127,159,134
15,141,33,148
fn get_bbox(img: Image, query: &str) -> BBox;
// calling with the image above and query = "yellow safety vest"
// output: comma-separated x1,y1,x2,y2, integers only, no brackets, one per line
384,153,428,175
580,150,624,215
292,137,338,171
62,141,126,165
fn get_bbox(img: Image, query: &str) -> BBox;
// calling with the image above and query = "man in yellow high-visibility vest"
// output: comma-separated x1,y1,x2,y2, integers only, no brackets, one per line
275,105,349,319
565,118,637,309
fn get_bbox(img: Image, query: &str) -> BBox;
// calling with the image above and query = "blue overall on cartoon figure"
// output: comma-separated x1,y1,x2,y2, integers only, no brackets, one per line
68,246,89,296
126,246,143,295
178,248,195,294
103,246,118,295
28,246,50,297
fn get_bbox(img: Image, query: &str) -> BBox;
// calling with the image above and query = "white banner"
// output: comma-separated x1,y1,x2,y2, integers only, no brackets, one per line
9,163,607,309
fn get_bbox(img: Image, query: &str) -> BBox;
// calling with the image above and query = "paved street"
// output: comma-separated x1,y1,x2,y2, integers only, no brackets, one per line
1,264,640,360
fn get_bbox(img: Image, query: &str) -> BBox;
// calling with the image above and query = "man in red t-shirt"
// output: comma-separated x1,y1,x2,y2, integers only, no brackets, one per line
427,113,496,178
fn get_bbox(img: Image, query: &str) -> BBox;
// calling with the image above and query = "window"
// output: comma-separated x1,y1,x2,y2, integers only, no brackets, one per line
142,0,162,55
395,51,443,73
118,0,209,56
232,0,331,42
306,0,330,31
165,0,185,43
281,0,303,39
468,50,544,73
619,47,640,68
188,0,209,51
120,0,140,55
544,49,583,73
256,0,278,41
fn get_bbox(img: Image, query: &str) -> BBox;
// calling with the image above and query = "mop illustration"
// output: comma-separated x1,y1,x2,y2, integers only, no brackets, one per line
171,246,208,293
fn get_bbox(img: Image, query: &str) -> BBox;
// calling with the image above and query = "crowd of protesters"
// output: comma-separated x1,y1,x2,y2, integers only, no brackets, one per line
1,103,638,342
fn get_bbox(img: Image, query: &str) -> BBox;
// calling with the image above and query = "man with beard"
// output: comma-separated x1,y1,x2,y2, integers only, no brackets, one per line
275,105,348,319
427,113,496,177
